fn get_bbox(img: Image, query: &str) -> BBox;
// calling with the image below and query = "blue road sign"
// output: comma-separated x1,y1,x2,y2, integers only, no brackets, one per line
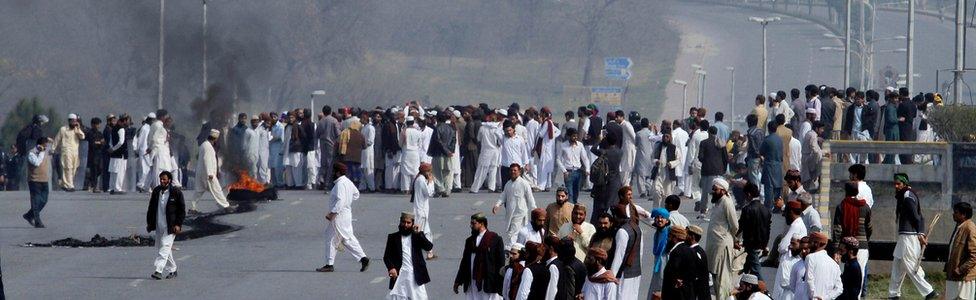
604,57,633,70
605,68,631,80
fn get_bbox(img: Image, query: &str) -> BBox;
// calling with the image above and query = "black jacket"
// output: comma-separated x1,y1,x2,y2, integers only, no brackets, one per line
738,199,772,250
584,116,603,146
650,143,676,180
698,137,727,177
146,185,186,235
454,230,505,294
382,122,402,154
383,231,433,289
838,259,863,300
842,103,877,137
896,188,925,234
690,245,711,300
428,123,457,157
602,121,622,149
661,242,697,300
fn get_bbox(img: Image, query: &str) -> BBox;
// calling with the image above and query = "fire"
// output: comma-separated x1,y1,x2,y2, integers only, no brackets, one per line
228,172,266,192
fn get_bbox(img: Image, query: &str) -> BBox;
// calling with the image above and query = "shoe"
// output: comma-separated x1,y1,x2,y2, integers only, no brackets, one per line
34,220,46,228
223,206,237,214
151,272,163,280
65,188,75,192
315,265,335,272
187,209,202,215
22,213,34,227
165,271,178,279
359,257,370,272
924,291,940,300
92,189,102,193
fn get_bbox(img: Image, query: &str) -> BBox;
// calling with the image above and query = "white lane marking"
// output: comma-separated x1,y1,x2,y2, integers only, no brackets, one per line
129,279,144,287
226,233,238,238
474,200,484,206
290,200,303,205
177,255,192,261
432,234,442,241
258,214,271,221
371,276,386,284
453,215,464,221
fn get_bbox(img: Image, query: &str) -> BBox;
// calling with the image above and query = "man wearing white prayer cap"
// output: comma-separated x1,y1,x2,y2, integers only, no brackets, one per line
399,115,424,192
705,176,739,300
52,113,86,191
734,274,771,299
190,128,232,214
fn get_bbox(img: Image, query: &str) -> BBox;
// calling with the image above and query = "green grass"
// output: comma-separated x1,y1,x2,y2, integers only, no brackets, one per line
865,272,945,299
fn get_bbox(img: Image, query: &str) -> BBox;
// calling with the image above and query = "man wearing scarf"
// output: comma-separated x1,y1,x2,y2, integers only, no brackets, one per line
609,205,642,300
651,131,678,205
453,213,505,299
705,177,740,300
831,181,872,298
889,173,938,299
772,201,806,299
582,248,619,300
502,243,526,300
517,208,548,246
648,207,671,294
412,163,436,260
384,212,433,300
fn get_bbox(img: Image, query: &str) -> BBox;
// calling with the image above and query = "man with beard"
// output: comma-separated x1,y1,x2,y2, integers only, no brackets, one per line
493,164,537,249
190,129,232,214
804,232,843,300
317,106,341,190
502,243,526,300
517,208,548,246
888,173,938,299
400,116,425,193
773,233,804,299
453,213,505,299
609,205,642,300
317,163,370,273
737,183,771,280
589,213,615,253
546,188,575,234
383,109,404,192
51,113,85,192
146,171,184,280
557,236,586,299
831,181,872,298
582,248,619,300
660,226,697,300
633,119,658,199
945,202,976,300
730,274,770,300
705,178,739,300
651,131,678,205
384,212,434,300
837,237,863,300
686,225,710,300
787,236,812,299
559,204,595,262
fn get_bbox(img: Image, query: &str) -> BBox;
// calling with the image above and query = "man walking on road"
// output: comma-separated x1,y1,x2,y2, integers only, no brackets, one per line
51,113,85,192
190,129,232,214
493,164,536,249
888,173,939,299
318,162,370,273
146,171,184,280
384,212,433,300
23,137,51,228
453,213,505,299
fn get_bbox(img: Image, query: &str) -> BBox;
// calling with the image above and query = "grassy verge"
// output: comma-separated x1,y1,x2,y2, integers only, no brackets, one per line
866,272,945,299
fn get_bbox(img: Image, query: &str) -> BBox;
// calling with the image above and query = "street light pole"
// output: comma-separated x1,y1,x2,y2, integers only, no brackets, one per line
906,0,915,92
674,80,689,116
953,0,965,104
157,0,165,110
750,17,780,99
202,0,208,99
845,0,852,89
726,66,735,120
696,69,708,108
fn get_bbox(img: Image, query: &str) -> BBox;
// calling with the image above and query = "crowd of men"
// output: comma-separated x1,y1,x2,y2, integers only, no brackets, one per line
2,83,972,300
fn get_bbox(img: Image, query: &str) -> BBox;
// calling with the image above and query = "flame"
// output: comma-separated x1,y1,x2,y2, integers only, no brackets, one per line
228,172,266,192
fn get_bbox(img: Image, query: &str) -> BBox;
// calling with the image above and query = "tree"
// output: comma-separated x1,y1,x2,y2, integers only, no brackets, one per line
562,0,623,86
0,97,62,149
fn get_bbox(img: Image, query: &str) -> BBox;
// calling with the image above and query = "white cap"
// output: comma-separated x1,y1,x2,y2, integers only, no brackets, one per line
769,92,777,98
68,113,78,120
405,116,415,122
147,112,157,119
712,177,730,191
209,129,220,138
805,108,817,114
740,274,759,285
885,86,897,92
453,110,461,118
509,242,525,251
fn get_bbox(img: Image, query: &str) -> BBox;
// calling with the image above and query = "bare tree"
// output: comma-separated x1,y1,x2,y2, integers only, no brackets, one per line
563,0,622,86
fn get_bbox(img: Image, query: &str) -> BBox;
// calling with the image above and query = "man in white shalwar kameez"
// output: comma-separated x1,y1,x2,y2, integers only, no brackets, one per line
108,116,129,194
318,162,370,273
609,206,643,300
705,178,739,300
269,113,286,187
361,115,377,191
413,163,436,259
616,112,637,186
386,213,433,300
685,124,709,200
524,113,541,189
582,247,619,300
244,117,261,178
420,117,434,164
492,164,537,249
772,200,807,299
135,113,155,192
400,117,425,192
190,130,231,214
535,109,560,191
147,110,175,189
804,232,844,300
470,119,502,193
255,115,271,184
670,122,690,196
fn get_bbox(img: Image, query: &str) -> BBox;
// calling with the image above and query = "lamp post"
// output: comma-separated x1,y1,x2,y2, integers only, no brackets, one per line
749,16,781,99
726,66,735,120
953,0,965,104
202,0,208,99
673,80,689,117
906,0,915,93
695,69,708,108
845,0,852,89
157,0,166,110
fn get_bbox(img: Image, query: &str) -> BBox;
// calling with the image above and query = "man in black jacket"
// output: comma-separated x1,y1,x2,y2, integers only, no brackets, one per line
661,226,697,300
146,171,185,280
686,225,711,300
429,112,457,197
697,126,728,216
384,212,434,298
454,213,505,298
737,183,771,280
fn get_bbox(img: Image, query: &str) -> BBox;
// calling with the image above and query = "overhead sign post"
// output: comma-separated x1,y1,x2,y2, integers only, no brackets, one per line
604,57,633,81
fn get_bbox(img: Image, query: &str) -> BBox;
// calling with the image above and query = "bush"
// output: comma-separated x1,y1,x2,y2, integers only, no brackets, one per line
927,104,976,143
0,97,62,148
